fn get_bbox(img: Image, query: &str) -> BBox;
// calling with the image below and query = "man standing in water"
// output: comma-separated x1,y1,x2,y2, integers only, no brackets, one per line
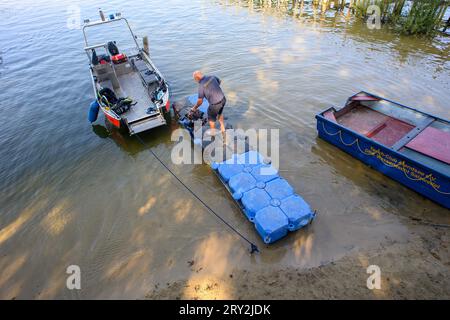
191,70,226,135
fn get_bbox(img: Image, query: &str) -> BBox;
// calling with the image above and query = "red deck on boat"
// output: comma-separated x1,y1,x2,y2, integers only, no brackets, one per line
336,106,414,147
406,127,450,165
370,118,414,147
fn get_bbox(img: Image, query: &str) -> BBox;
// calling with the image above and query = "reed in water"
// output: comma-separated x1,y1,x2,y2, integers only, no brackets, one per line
239,0,449,35
399,0,448,35
354,0,448,35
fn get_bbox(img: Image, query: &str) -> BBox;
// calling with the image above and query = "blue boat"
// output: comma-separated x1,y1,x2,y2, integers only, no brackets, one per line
316,91,450,209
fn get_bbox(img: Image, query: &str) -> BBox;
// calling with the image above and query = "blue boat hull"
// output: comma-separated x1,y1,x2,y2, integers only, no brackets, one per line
316,116,450,209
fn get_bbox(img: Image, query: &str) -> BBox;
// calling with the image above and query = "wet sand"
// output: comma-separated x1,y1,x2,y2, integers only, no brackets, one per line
146,219,450,299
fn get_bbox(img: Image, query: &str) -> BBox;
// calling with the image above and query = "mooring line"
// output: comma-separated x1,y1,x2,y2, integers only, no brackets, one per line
134,133,260,254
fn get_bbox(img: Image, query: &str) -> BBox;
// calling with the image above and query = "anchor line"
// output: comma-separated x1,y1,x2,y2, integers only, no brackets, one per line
321,121,450,195
134,133,260,254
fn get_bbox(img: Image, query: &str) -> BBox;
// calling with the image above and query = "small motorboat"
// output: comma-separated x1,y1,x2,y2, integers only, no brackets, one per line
83,11,170,135
316,91,450,209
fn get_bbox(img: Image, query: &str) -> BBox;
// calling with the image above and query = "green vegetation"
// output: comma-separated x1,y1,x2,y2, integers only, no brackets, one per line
353,0,448,35
242,0,449,36
400,0,448,35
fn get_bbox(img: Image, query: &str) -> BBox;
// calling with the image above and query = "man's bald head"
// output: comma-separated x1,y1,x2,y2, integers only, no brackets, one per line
193,70,204,82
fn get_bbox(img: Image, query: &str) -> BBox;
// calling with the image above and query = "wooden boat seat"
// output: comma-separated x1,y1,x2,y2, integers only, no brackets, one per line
369,118,414,147
406,127,450,164
366,122,386,138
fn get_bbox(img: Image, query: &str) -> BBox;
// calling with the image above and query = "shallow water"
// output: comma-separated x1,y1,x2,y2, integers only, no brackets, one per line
0,0,449,299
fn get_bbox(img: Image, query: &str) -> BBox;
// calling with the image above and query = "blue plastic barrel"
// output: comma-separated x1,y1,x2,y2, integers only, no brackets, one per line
88,100,100,123
212,151,316,244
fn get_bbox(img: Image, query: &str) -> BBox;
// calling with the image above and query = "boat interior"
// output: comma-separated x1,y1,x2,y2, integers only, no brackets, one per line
323,93,450,176
91,44,163,125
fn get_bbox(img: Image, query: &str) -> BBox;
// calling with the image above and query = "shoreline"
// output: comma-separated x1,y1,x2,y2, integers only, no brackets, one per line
145,221,450,300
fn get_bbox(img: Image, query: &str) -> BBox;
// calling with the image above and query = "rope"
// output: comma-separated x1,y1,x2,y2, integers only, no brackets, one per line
409,216,450,228
321,121,450,195
134,133,260,254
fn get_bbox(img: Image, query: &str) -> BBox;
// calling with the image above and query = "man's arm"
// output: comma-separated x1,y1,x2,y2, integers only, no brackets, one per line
192,85,204,110
192,98,203,111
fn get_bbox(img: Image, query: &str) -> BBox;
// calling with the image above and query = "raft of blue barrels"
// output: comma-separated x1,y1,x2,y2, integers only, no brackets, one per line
211,151,316,244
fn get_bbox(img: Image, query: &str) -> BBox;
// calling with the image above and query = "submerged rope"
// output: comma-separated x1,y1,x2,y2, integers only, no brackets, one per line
134,133,259,254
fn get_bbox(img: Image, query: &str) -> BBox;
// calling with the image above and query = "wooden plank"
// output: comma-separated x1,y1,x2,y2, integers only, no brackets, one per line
370,118,414,147
391,117,435,151
366,122,386,138
336,105,389,135
323,110,337,122
406,127,450,164
351,96,380,101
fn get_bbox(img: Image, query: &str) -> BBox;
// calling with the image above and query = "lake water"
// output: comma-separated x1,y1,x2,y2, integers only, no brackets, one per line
0,0,449,299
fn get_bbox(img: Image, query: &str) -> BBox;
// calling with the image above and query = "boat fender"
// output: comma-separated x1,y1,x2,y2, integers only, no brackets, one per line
88,100,100,123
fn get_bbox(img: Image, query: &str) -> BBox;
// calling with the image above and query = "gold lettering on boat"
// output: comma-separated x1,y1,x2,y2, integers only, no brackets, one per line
366,147,441,190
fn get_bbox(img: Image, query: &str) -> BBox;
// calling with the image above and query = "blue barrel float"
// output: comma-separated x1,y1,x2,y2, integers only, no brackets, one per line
212,151,316,244
88,100,100,123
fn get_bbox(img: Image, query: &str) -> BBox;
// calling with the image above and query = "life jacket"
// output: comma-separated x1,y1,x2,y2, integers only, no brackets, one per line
111,53,128,64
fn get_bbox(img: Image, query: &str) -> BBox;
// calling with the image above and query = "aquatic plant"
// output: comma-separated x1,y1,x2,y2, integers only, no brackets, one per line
238,0,449,35
391,0,407,21
354,0,371,17
353,0,448,34
398,0,448,35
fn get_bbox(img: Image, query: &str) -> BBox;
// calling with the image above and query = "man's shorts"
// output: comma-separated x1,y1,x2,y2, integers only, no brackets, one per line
207,97,226,122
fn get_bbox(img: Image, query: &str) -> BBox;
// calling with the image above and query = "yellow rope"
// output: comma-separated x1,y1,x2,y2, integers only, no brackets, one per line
321,121,450,195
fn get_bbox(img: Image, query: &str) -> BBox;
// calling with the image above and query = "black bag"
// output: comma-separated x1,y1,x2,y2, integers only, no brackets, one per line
99,87,118,105
107,41,119,56
112,97,135,115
